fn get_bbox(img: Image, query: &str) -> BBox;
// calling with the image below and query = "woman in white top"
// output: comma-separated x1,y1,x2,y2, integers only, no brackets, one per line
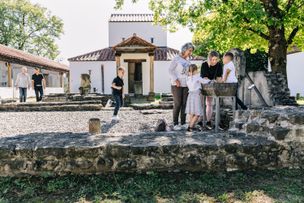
169,43,194,131
185,64,210,131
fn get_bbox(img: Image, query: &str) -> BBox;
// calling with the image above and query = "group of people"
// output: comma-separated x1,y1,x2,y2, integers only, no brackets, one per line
111,43,247,129
15,67,46,102
169,43,247,131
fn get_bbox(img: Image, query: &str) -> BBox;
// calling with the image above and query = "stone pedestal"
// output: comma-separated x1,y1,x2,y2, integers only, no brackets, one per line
147,92,155,102
89,118,101,134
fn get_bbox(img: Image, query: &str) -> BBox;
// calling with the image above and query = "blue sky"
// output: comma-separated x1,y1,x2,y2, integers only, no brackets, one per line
29,0,193,64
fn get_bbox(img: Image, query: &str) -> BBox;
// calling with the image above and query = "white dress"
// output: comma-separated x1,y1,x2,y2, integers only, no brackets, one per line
185,74,210,116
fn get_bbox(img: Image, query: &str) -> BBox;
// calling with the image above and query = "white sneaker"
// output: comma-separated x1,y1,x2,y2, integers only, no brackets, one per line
181,124,188,130
111,116,120,121
173,125,182,131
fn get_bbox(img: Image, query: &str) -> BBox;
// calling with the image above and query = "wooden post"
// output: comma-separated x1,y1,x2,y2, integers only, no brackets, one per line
89,118,101,135
115,53,121,74
67,72,71,93
7,63,12,87
202,95,206,128
215,96,220,133
59,72,63,88
148,53,155,101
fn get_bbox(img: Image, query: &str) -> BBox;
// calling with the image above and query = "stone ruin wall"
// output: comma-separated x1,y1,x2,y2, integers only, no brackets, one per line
224,49,297,108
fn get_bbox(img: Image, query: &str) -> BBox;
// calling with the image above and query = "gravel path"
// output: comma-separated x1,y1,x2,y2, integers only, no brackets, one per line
0,109,172,136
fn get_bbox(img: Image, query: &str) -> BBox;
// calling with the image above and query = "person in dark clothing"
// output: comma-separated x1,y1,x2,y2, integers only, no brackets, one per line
200,51,223,129
32,68,45,102
111,66,125,121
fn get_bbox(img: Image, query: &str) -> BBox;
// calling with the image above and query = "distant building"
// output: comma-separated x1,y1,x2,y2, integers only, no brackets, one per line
0,44,69,99
286,52,304,96
68,14,202,98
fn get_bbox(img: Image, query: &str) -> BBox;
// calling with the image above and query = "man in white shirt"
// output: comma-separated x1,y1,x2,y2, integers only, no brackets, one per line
222,52,247,110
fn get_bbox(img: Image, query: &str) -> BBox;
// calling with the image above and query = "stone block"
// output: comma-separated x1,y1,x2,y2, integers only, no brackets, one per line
270,127,290,140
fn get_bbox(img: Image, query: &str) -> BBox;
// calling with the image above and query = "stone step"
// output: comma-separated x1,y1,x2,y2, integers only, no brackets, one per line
161,93,173,98
161,97,174,102
2,100,103,107
0,104,103,112
159,101,174,105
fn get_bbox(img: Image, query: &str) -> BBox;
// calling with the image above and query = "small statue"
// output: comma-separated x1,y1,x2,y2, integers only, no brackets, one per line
79,74,91,96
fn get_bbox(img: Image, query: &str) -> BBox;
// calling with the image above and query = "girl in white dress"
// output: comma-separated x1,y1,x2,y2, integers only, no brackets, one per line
185,64,210,131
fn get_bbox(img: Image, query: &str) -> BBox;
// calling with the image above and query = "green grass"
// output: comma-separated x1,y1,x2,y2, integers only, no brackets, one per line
0,169,303,203
297,100,304,105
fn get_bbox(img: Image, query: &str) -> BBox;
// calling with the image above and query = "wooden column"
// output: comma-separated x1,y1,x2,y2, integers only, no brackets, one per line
59,72,63,88
7,63,12,87
115,53,121,74
148,53,155,101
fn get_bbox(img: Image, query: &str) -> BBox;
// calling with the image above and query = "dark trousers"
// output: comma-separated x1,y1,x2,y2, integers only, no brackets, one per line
19,87,27,102
113,94,123,116
34,86,44,102
236,96,247,110
235,83,247,110
171,86,188,126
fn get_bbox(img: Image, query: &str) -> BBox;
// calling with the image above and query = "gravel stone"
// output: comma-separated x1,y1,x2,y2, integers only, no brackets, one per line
0,109,172,136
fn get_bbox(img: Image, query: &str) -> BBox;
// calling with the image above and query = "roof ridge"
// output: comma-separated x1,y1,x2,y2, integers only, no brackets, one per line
109,13,154,22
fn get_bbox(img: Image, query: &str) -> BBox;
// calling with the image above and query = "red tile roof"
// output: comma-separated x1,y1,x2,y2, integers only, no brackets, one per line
0,44,69,72
68,46,203,62
113,34,156,49
109,14,154,22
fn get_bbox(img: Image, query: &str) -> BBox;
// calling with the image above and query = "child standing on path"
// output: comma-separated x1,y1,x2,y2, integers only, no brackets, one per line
111,67,125,121
186,64,210,132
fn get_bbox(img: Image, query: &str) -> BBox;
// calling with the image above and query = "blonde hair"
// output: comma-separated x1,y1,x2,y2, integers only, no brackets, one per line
188,64,198,76
118,66,125,72
21,66,27,72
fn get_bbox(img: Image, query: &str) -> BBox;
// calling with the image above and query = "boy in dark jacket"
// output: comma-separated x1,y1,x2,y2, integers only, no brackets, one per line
111,66,125,121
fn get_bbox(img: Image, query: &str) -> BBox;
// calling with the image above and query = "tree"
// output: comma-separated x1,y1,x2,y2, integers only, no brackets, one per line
116,0,304,75
0,0,64,60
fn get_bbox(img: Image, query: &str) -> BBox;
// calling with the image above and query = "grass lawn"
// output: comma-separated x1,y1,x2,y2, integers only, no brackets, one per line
0,169,303,203
297,100,304,105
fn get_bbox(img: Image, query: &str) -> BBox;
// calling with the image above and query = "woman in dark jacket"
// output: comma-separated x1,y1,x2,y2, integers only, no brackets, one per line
200,51,223,129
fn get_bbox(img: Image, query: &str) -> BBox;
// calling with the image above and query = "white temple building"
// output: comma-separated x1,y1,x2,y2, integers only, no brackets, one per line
68,14,201,99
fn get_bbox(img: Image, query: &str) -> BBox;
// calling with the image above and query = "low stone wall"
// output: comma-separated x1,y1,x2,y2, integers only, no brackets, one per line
0,130,303,177
231,106,304,140
0,102,103,111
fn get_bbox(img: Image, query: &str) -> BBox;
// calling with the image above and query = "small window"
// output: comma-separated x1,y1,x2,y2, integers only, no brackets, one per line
122,37,125,41
150,37,154,43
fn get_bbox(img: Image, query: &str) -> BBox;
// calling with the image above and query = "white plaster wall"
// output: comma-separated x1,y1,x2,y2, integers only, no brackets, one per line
109,22,167,47
287,52,304,96
69,61,116,94
154,61,171,94
103,62,117,94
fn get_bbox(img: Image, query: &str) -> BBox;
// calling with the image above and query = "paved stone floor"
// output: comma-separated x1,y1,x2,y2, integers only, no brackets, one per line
0,109,172,136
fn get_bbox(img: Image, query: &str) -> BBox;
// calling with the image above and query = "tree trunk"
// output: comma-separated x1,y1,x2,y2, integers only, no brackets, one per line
268,28,288,76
